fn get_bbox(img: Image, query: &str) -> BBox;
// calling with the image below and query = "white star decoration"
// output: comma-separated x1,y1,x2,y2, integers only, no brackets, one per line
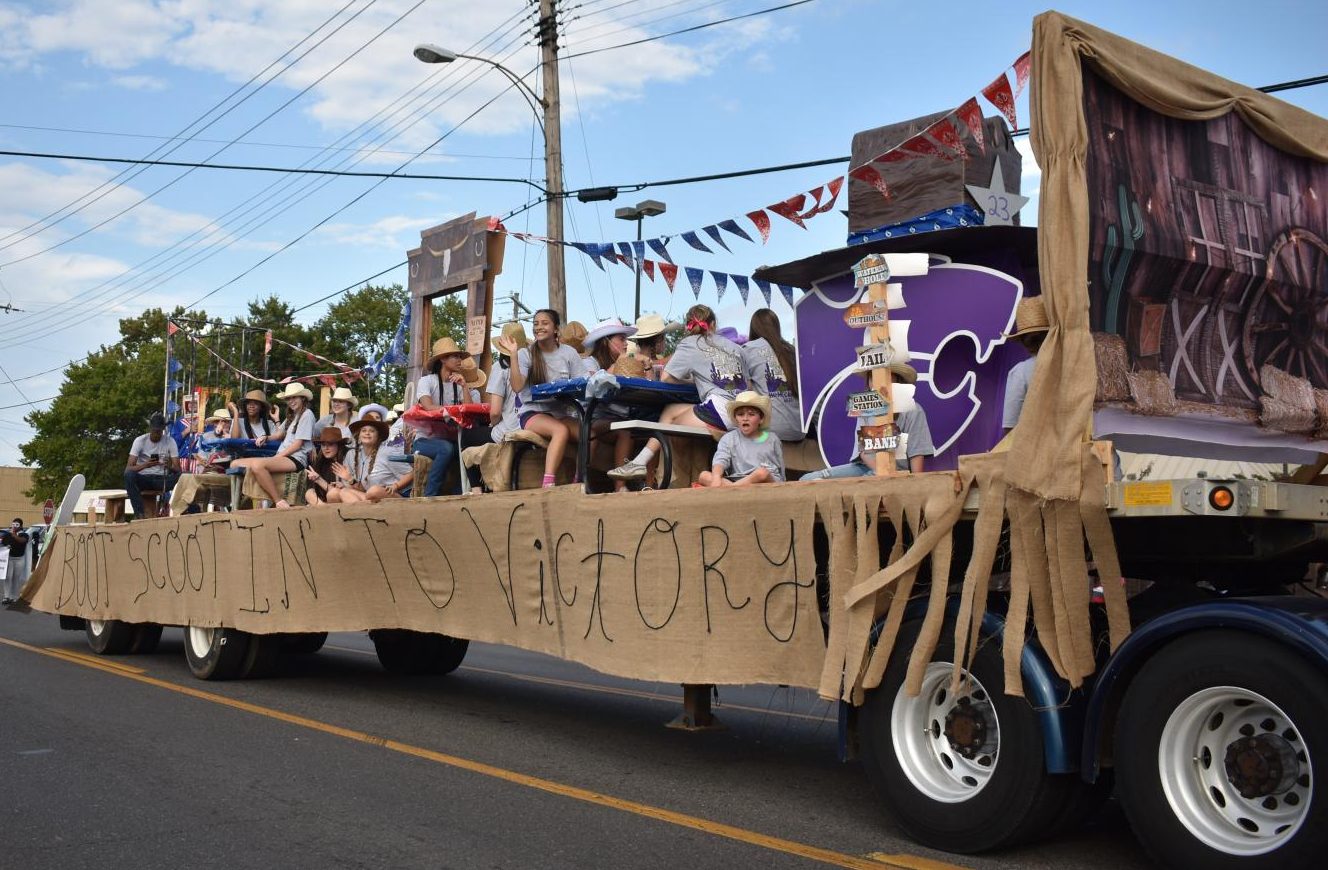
965,161,1030,227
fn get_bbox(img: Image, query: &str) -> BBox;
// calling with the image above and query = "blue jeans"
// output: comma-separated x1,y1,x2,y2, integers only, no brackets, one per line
800,460,874,481
413,437,457,497
123,469,180,517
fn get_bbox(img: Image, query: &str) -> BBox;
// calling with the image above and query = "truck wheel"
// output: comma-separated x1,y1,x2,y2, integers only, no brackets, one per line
183,626,251,680
238,634,282,679
370,629,468,675
281,632,328,655
859,620,1082,853
85,619,136,655
1116,630,1325,868
129,623,163,655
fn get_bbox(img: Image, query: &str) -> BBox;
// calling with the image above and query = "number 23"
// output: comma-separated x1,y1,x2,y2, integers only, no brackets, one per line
987,194,1010,220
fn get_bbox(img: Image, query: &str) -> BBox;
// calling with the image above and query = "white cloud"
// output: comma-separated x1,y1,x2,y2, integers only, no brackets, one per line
111,73,166,91
316,213,446,249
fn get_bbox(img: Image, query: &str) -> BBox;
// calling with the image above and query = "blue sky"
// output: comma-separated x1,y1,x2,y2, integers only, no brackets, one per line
1,0,1327,465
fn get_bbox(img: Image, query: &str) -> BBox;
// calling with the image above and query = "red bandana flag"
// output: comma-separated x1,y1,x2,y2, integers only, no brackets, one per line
927,117,968,159
264,330,273,356
319,375,337,388
799,176,844,219
849,165,891,200
955,97,985,153
1012,51,1031,98
658,261,679,291
900,134,954,161
167,321,179,336
767,193,808,229
982,72,1017,128
643,260,656,282
746,209,773,244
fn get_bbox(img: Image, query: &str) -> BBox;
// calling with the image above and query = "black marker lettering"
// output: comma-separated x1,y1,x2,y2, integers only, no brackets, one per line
633,518,681,631
404,519,456,609
700,525,750,632
756,518,812,643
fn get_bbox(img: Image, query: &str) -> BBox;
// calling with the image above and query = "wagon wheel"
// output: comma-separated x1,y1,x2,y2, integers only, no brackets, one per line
1243,229,1328,388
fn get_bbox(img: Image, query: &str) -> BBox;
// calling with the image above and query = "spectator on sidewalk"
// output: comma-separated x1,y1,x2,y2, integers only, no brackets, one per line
123,412,180,519
1,518,30,604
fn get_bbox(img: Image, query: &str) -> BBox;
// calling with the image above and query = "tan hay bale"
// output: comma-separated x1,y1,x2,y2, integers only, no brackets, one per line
1314,388,1328,440
1260,364,1314,409
1093,332,1130,402
610,355,648,379
1260,395,1317,433
1126,370,1178,416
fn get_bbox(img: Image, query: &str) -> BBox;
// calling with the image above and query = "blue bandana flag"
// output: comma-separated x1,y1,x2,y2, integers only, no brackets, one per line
685,267,705,299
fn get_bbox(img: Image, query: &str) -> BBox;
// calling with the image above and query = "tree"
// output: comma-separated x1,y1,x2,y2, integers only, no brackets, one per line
21,306,210,497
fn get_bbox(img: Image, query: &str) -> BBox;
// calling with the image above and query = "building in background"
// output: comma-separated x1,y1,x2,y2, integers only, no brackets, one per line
0,466,45,523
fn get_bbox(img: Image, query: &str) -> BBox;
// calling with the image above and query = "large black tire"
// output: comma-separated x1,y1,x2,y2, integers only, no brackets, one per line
183,626,251,680
859,619,1088,853
281,632,328,655
128,623,163,655
85,619,136,655
238,633,282,679
1115,630,1327,869
370,629,469,675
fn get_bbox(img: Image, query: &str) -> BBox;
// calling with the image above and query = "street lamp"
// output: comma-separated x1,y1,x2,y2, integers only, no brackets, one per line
414,39,567,316
615,200,667,321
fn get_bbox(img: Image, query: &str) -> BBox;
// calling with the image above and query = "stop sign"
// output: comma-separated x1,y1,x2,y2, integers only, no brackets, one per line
42,498,55,525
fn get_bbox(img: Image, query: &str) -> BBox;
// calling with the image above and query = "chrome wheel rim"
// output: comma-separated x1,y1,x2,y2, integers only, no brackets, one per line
890,661,1000,803
188,626,216,660
1159,686,1312,855
87,618,106,637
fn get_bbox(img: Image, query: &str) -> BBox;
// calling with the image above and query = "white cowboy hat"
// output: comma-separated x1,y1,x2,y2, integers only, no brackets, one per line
278,382,313,401
633,313,668,340
330,386,359,408
582,318,637,350
358,402,391,421
205,407,231,422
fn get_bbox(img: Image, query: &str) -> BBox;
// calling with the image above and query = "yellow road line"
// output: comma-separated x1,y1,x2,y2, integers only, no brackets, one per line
42,647,146,674
0,635,963,870
325,643,835,724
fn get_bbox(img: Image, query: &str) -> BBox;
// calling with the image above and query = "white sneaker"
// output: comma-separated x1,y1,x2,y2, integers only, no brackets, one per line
607,460,649,480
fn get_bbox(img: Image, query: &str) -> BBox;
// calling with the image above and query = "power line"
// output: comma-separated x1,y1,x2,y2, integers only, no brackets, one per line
564,0,817,59
0,396,56,411
0,149,546,187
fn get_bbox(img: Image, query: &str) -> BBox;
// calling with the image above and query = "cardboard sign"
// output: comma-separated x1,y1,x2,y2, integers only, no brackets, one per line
855,342,897,371
843,300,888,328
852,255,891,288
465,315,488,355
846,391,890,417
859,423,900,456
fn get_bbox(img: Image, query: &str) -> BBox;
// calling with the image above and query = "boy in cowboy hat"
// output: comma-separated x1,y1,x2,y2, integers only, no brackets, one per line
1002,295,1050,435
697,391,786,487
123,411,181,518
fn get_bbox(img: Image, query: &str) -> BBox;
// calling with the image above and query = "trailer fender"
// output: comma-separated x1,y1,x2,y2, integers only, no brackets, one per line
1081,595,1328,780
841,600,1079,774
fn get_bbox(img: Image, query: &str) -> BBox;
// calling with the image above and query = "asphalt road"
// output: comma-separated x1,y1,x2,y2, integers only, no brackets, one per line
0,611,1151,870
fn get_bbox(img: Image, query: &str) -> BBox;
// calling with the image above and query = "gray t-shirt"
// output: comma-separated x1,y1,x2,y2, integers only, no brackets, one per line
664,334,747,403
366,449,412,489
850,407,935,471
487,366,521,443
713,428,786,482
128,432,179,477
277,409,314,457
1002,356,1036,429
416,373,480,407
313,413,355,443
516,343,586,416
740,337,803,441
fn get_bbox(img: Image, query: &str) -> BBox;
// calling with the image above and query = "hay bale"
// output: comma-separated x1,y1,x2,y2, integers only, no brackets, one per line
1260,396,1317,433
1315,388,1328,440
611,355,648,379
1093,332,1130,402
1126,370,1178,416
1260,364,1314,408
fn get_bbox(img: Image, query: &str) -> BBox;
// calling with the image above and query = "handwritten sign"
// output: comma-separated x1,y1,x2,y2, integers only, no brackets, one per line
852,255,891,288
465,315,488,356
855,342,897,371
844,300,888,328
846,391,890,417
859,423,900,458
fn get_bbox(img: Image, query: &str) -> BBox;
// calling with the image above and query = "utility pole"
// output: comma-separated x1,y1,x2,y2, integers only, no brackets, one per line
538,0,567,317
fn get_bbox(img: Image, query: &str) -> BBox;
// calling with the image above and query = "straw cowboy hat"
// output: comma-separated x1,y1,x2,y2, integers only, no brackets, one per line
427,336,470,368
358,403,391,421
1006,296,1050,339
632,313,669,340
459,357,488,391
330,386,359,408
727,390,772,427
205,407,231,423
278,382,313,401
314,426,347,445
492,321,529,357
349,418,390,441
583,318,637,350
240,389,270,411
561,320,589,354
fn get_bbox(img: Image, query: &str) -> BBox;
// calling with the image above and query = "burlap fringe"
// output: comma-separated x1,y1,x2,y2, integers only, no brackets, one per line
816,446,1130,704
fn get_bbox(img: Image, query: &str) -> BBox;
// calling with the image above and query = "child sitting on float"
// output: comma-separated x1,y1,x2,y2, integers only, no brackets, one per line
304,427,349,505
496,308,585,489
697,391,786,487
582,317,641,492
230,382,315,508
325,418,412,502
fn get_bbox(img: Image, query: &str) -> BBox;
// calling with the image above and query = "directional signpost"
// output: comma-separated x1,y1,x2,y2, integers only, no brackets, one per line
849,254,906,476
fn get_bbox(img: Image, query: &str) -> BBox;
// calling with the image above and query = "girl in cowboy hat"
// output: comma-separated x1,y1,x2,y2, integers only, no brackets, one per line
412,336,482,496
231,382,316,508
227,390,276,440
496,308,584,489
487,322,528,445
198,407,233,472
583,318,641,492
304,427,349,505
314,386,358,445
609,304,748,482
631,313,671,379
697,391,786,487
742,308,805,442
326,419,413,503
